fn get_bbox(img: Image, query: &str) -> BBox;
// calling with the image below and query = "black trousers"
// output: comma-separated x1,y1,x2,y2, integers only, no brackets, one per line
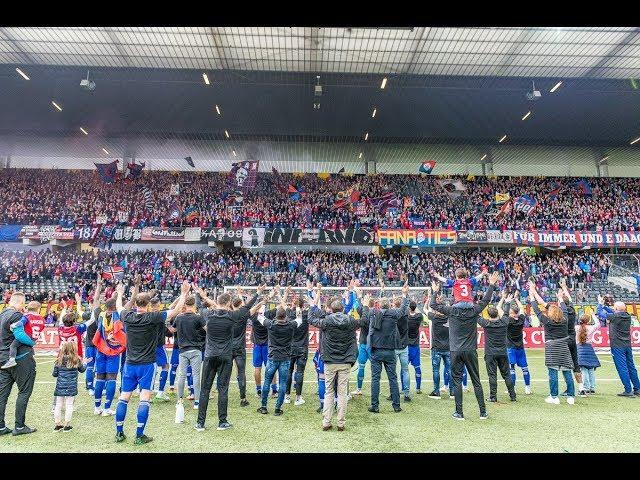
232,349,247,399
370,348,400,410
0,354,36,430
485,353,516,400
197,355,232,426
286,352,308,396
450,350,485,415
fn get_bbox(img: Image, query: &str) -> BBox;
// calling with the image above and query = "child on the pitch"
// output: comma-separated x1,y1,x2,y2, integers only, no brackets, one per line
1,307,38,369
432,268,486,306
53,341,87,431
576,313,601,394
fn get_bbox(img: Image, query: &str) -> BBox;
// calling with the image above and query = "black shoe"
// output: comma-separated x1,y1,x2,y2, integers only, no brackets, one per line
134,434,153,445
428,390,441,399
634,390,640,397
240,398,250,407
393,406,402,413
274,408,284,416
403,396,411,403
451,412,465,421
386,395,392,401
54,425,64,431
578,390,588,397
479,411,489,420
12,425,36,436
217,422,232,431
589,389,595,394
510,396,517,402
368,406,380,413
316,406,323,413
194,423,205,432
63,425,73,432
0,427,12,436
322,425,332,431
617,391,636,398
115,431,126,442
416,389,422,394
257,406,269,414
488,397,497,403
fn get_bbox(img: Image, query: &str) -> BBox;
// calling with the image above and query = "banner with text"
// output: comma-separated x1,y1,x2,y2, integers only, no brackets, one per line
511,230,640,248
377,229,457,248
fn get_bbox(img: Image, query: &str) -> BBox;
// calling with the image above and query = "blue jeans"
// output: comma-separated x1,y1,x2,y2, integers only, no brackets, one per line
431,350,450,391
261,359,290,409
395,347,410,396
548,368,574,397
611,347,640,393
581,367,596,391
370,348,400,410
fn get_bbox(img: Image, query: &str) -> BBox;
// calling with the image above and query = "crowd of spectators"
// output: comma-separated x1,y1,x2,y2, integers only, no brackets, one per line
0,168,639,232
0,248,610,304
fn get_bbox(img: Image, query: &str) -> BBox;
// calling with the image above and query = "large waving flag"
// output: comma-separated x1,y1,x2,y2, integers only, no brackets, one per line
548,181,561,200
127,161,145,180
575,179,593,197
513,194,538,215
140,186,154,210
167,201,181,220
183,205,200,222
92,311,126,356
495,192,510,205
437,179,466,197
419,160,436,175
228,160,259,192
102,265,124,281
288,184,305,202
495,199,513,219
94,160,119,184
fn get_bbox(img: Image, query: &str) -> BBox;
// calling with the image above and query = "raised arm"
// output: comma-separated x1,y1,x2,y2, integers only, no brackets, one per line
115,283,126,315
429,281,451,316
166,281,191,321
559,278,573,303
92,274,103,311
474,272,499,314
124,274,141,311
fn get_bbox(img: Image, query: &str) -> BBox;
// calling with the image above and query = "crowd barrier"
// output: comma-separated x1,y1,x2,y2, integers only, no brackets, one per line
33,326,640,354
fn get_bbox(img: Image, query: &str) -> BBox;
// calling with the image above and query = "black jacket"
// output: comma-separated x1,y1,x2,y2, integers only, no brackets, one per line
428,310,449,352
200,294,257,358
53,363,86,397
607,311,633,348
308,307,359,364
0,307,32,364
477,315,509,356
174,312,206,352
368,297,410,350
430,285,495,352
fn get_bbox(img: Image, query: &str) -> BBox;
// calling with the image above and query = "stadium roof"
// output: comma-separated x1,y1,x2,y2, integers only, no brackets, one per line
1,27,640,79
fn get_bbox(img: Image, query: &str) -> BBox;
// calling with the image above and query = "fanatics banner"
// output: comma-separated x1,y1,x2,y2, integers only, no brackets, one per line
377,229,457,248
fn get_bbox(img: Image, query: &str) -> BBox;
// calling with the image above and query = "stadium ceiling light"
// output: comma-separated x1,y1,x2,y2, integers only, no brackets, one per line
215,105,221,115
202,73,210,85
522,111,532,121
372,108,377,118
79,127,88,135
498,134,507,143
224,130,230,138
364,132,369,141
631,136,640,145
550,81,563,93
358,152,363,159
15,67,30,80
600,155,609,163
102,148,110,155
480,154,487,161
232,149,237,156
380,77,387,89
51,101,62,112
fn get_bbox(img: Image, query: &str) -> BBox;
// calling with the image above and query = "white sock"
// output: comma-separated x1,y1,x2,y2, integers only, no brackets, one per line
578,383,583,391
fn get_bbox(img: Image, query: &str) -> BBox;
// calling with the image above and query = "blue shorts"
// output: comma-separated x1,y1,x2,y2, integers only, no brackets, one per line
121,363,155,392
313,350,324,374
507,347,528,368
170,347,180,366
156,346,168,366
408,345,421,367
95,351,121,375
85,346,96,365
252,344,269,368
357,343,371,365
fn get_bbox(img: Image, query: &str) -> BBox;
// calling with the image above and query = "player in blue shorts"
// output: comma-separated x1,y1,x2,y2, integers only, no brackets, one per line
115,281,189,445
150,297,171,401
252,304,278,397
506,295,531,394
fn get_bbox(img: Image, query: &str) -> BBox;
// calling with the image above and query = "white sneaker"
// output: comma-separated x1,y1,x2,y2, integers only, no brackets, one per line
88,389,95,396
566,397,575,405
545,396,560,405
193,402,199,410
156,391,170,401
284,395,291,404
94,407,103,416
294,397,305,406
101,408,116,416
175,403,185,423
352,389,362,396
524,386,532,395
347,393,353,401
440,386,448,392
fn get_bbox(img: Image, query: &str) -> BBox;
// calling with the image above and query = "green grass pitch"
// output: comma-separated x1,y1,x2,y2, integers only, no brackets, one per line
0,349,639,453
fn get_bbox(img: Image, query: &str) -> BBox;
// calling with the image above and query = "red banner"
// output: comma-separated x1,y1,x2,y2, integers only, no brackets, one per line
33,326,640,353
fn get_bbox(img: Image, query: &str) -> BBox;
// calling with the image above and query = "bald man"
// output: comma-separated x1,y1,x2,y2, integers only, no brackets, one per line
605,301,640,397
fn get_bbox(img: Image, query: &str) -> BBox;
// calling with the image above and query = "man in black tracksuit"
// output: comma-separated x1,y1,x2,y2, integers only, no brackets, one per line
430,272,498,420
477,293,516,403
368,283,410,413
195,288,261,431
285,296,309,406
559,281,584,396
231,296,251,407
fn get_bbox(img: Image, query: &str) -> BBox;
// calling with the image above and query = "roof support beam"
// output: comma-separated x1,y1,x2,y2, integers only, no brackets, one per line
582,28,640,79
208,27,229,70
493,28,537,77
105,28,133,68
0,27,37,64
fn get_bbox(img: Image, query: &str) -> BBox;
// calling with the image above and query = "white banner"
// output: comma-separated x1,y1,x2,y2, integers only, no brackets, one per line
486,230,514,244
170,184,180,196
117,211,128,223
184,227,201,242
242,227,265,248
95,214,108,225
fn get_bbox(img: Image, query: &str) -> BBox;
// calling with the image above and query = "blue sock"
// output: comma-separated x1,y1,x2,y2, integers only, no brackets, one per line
169,364,178,387
86,366,94,390
318,377,325,408
357,363,365,390
158,370,168,392
115,399,128,434
510,365,516,386
94,379,106,408
104,380,117,409
523,367,531,386
186,368,194,396
415,367,422,390
136,401,150,437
